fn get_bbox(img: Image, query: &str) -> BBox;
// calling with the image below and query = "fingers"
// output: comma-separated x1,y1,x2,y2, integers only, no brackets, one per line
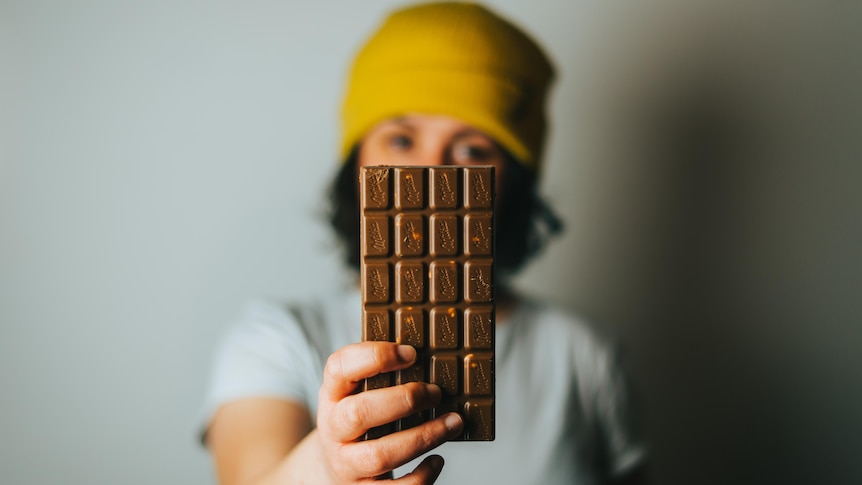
339,413,463,479
357,456,444,485
327,382,442,442
322,342,417,400
391,455,444,485
317,342,460,483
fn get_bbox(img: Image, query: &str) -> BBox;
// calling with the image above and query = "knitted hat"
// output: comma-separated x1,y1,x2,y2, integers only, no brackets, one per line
340,2,555,171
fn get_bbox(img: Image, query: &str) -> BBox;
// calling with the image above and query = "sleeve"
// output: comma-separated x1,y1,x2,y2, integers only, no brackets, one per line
593,344,647,478
196,300,322,444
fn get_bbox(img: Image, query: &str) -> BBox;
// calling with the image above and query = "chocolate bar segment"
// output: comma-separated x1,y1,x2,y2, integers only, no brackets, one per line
429,167,459,209
362,310,390,342
395,167,425,210
395,214,425,257
429,214,458,257
464,213,493,256
361,167,391,210
463,167,493,209
361,263,390,304
359,165,495,441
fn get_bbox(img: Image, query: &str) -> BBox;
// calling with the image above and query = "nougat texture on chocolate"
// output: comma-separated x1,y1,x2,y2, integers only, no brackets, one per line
359,166,495,441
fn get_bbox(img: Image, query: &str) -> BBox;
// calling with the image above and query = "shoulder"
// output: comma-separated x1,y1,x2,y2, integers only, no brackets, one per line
219,299,316,355
234,298,307,332
230,289,360,344
210,289,360,381
202,290,360,418
211,298,324,382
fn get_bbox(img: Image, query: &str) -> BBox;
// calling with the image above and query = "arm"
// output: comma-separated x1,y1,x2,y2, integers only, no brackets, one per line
206,342,463,485
208,398,313,485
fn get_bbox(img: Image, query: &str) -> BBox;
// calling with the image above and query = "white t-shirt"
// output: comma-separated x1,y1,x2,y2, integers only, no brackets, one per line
200,290,645,484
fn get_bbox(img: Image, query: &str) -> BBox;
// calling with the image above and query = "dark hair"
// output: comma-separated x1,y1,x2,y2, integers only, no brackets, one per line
327,149,563,281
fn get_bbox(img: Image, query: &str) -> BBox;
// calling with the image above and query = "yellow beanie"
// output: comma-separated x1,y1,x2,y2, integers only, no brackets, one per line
341,2,555,171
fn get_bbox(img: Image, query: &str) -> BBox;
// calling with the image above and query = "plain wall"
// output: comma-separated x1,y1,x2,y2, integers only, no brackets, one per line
2,1,861,484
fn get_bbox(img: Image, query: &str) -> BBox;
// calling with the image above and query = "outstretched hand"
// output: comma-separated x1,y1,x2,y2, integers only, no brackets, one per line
315,341,464,484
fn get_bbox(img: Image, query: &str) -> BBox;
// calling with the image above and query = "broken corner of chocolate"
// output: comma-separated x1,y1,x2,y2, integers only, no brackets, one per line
359,166,495,441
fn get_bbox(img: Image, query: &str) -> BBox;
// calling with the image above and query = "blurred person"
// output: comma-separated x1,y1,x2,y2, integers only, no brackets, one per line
199,3,645,484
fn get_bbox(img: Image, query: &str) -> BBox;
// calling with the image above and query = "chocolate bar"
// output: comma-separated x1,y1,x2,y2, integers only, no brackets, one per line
359,166,495,441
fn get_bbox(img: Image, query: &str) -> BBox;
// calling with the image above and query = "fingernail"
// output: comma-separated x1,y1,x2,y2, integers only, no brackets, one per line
396,344,416,363
428,454,444,470
426,383,442,400
444,412,463,431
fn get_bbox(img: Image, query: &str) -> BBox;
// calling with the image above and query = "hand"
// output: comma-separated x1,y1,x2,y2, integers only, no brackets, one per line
316,341,464,483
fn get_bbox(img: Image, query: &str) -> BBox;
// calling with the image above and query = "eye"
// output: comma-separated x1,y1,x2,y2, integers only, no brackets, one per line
452,139,500,164
388,134,413,151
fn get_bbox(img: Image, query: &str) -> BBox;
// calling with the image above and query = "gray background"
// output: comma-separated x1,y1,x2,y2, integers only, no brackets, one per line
2,1,861,484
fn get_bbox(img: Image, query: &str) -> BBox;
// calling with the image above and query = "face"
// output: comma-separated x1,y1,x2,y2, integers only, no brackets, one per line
357,114,506,194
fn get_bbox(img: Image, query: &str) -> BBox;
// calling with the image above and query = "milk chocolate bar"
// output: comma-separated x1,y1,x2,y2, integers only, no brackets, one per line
359,166,495,441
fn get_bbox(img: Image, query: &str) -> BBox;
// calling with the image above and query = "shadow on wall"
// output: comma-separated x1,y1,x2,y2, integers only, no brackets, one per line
568,3,862,484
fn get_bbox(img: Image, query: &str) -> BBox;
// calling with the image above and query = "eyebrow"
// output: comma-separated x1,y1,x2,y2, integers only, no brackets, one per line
454,128,489,137
452,129,495,143
385,117,417,131
382,117,492,141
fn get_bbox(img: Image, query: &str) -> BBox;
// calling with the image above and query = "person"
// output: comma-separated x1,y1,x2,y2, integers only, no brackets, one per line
199,3,646,484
